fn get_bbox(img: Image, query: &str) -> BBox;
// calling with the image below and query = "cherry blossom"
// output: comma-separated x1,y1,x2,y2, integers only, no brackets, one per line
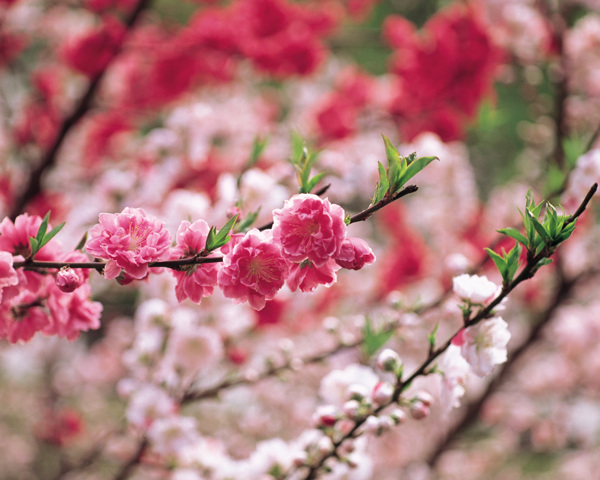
461,316,511,377
85,207,172,280
453,273,499,304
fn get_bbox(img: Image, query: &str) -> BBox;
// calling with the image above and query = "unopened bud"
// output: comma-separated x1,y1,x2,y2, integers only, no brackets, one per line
313,405,339,428
377,348,401,372
364,415,380,434
389,408,407,425
317,436,334,454
56,267,80,293
414,390,434,407
410,401,430,420
346,383,369,401
342,400,361,419
371,382,394,406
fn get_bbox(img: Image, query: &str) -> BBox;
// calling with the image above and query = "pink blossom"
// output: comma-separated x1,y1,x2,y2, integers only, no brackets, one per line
217,229,289,311
439,344,470,411
334,237,375,270
272,194,347,266
286,259,339,292
85,207,172,280
0,251,18,301
452,273,499,304
0,213,62,260
0,288,50,343
461,316,511,377
172,220,219,303
45,283,103,340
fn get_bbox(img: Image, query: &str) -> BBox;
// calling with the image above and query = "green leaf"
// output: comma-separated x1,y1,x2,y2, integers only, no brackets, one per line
38,222,65,250
75,232,88,251
528,210,552,245
396,155,438,190
248,135,268,167
237,208,261,233
427,323,439,349
537,258,554,268
362,317,394,357
302,172,325,194
35,211,50,245
498,227,528,246
485,247,508,280
372,161,389,205
289,132,306,166
382,134,400,168
28,237,39,256
206,214,239,251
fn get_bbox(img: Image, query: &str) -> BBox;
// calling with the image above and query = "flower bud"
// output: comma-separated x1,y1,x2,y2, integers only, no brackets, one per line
317,436,333,454
364,415,380,434
410,401,430,420
56,267,80,293
346,383,369,401
377,348,401,372
414,390,434,407
313,405,339,428
371,382,394,406
389,408,407,425
342,400,361,419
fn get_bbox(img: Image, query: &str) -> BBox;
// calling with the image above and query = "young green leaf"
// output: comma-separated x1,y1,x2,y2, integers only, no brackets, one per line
205,214,239,251
372,161,390,205
527,210,552,245
362,317,394,357
497,227,528,246
485,247,508,282
237,208,261,233
396,155,438,190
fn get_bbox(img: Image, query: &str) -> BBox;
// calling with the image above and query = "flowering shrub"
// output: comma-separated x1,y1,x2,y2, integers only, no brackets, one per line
1,1,600,479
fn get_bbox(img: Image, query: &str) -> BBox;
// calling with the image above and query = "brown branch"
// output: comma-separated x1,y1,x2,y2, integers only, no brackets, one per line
9,0,153,220
112,437,148,480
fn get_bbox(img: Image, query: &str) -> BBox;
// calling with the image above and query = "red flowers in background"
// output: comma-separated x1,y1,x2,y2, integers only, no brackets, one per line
384,3,503,142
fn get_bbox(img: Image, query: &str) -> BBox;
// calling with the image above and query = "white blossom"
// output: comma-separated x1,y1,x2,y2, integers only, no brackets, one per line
461,317,511,377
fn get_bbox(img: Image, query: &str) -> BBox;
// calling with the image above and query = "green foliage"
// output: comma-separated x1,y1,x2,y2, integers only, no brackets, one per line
28,211,65,260
427,323,439,350
372,134,437,205
236,208,261,233
492,190,578,277
205,215,239,252
289,133,324,194
362,316,394,357
485,243,522,286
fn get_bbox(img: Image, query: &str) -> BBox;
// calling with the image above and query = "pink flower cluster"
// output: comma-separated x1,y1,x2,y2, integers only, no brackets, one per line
0,214,102,343
2,195,374,343
87,197,373,309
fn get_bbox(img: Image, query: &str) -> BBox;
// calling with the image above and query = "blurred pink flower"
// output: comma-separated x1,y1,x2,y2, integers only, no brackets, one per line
272,194,346,266
334,237,375,270
86,207,172,280
461,316,511,377
217,229,288,310
172,220,219,303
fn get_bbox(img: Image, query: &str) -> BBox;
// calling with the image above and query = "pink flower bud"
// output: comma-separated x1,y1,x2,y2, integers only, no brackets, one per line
313,405,339,428
390,408,407,425
377,348,401,372
364,415,381,434
56,267,80,293
371,382,394,406
342,400,361,418
414,390,434,407
334,237,376,270
410,401,430,420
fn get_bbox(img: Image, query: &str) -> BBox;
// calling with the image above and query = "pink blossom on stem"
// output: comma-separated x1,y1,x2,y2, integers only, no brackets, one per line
55,267,80,293
0,213,61,260
272,194,347,266
439,344,470,411
217,229,289,311
334,237,375,270
461,316,511,377
0,251,18,301
85,207,172,280
286,259,340,292
452,273,499,304
45,283,103,340
172,220,219,303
